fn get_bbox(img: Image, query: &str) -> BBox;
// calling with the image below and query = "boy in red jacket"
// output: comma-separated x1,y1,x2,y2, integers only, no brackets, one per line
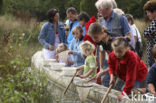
108,37,148,101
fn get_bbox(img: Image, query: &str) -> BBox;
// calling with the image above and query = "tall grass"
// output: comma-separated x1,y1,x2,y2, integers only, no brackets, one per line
0,15,52,103
0,14,42,43
135,19,149,62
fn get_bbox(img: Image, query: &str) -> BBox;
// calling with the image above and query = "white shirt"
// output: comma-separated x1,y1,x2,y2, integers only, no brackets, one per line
131,24,142,42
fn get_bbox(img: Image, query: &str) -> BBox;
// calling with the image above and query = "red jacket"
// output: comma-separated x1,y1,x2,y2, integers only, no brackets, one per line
108,50,148,95
83,16,97,54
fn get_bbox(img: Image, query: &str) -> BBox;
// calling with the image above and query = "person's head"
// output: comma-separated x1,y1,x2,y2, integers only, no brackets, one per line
144,0,156,21
78,12,90,27
75,26,83,40
65,26,69,36
46,9,59,23
111,37,131,58
151,44,156,61
126,14,134,25
56,43,68,54
66,7,78,22
88,23,107,43
114,8,125,15
95,0,117,18
80,41,95,56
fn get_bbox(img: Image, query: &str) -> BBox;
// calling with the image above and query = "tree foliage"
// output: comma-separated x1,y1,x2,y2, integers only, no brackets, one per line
1,0,149,21
116,0,149,18
80,0,97,17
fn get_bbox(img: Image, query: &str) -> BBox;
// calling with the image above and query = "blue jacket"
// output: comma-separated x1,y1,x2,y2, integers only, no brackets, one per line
147,62,156,89
67,20,79,47
69,37,85,67
38,22,66,49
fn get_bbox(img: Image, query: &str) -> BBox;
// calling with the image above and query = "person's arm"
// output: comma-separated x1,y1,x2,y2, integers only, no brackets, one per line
148,83,156,96
122,56,137,95
108,53,115,75
147,66,156,96
134,36,137,44
144,20,156,39
95,68,109,79
38,23,51,49
81,68,95,78
100,50,106,70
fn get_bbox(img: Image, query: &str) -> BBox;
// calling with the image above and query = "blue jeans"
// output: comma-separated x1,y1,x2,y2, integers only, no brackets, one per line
101,60,110,87
96,47,110,87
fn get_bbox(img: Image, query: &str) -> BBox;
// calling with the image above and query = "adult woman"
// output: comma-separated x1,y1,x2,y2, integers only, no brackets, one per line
143,0,156,67
38,9,66,59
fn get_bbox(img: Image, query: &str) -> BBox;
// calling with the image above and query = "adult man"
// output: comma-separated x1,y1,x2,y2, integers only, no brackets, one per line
66,7,79,47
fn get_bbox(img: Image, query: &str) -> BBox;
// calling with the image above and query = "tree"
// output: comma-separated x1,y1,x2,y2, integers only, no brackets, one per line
116,0,149,18
0,0,2,14
80,0,97,17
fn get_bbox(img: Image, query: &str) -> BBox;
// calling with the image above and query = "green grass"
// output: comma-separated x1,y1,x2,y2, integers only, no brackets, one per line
0,15,51,103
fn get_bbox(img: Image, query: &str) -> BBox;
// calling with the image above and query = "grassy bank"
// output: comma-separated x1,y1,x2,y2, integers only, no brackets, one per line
0,15,52,103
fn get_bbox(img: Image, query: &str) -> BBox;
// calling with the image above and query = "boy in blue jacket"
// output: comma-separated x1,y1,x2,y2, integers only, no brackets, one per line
68,26,85,68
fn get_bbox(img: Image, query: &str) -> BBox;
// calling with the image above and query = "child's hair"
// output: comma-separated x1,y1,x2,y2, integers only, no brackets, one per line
78,12,90,22
114,8,125,15
65,26,69,31
56,43,68,54
126,14,134,24
75,26,83,33
72,27,77,35
111,37,131,49
80,41,95,56
151,44,156,59
66,7,77,14
88,23,107,37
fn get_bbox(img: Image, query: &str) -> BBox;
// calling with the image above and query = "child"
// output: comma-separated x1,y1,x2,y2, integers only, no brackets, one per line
78,12,90,36
68,26,85,68
108,37,148,101
56,43,73,67
79,41,97,81
88,23,112,87
147,45,156,98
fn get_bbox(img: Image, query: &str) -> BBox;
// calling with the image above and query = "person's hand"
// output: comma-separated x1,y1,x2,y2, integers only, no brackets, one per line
109,74,115,85
68,50,73,54
151,90,156,96
117,93,124,101
55,55,59,62
79,75,85,78
95,70,104,79
48,45,54,51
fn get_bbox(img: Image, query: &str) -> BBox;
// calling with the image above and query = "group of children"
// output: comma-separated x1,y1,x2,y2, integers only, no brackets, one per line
43,22,155,101
56,25,97,81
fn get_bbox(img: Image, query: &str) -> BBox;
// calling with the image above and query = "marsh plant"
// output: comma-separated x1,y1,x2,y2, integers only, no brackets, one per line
0,32,51,103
